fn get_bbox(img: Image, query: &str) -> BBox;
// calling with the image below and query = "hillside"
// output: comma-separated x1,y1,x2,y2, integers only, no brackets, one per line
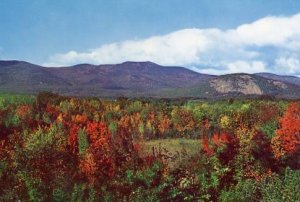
0,60,299,98
255,72,300,86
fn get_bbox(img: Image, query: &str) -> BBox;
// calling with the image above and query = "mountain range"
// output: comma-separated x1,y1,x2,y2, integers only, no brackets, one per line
0,60,300,99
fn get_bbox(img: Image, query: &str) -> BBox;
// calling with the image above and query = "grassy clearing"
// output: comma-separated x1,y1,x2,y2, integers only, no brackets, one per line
140,138,201,169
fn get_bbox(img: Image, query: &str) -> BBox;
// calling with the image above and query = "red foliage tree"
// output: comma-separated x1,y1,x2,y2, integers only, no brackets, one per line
67,114,88,154
68,125,80,153
202,132,232,155
202,136,215,156
80,121,114,184
272,102,300,158
202,132,238,165
15,104,36,128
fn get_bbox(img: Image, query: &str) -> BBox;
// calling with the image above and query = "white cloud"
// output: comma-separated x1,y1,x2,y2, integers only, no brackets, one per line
227,61,266,74
197,61,266,75
45,29,214,67
275,56,300,74
46,13,300,75
231,14,300,48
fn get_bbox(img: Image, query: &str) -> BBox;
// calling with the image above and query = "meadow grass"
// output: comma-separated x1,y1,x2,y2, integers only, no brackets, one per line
141,138,201,168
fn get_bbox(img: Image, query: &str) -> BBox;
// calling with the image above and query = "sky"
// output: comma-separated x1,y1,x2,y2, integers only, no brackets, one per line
1,0,300,75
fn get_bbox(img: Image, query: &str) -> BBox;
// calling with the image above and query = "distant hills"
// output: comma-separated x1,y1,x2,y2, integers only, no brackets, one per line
0,60,300,99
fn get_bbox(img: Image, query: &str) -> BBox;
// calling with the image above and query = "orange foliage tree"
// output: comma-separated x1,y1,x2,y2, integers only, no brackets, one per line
158,115,171,135
80,121,114,184
67,114,88,154
202,132,231,156
171,108,195,133
272,102,300,158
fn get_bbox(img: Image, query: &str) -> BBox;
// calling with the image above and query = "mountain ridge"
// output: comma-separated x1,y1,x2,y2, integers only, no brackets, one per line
0,60,299,99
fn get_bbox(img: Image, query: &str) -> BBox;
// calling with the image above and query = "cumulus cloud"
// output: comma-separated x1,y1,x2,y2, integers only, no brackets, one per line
275,56,300,74
46,13,300,75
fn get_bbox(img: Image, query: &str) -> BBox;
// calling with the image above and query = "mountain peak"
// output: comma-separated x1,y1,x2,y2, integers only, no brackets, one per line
120,61,159,66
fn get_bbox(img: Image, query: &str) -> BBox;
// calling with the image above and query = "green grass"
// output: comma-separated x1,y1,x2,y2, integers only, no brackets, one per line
141,138,201,169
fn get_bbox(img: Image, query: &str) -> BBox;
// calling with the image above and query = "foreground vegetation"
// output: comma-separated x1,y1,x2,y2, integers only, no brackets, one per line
0,92,300,201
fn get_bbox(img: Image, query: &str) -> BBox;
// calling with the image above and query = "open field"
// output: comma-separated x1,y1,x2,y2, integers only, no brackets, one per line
141,138,201,169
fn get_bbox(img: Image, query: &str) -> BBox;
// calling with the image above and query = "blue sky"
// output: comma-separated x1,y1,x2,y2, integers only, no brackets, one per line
1,0,300,75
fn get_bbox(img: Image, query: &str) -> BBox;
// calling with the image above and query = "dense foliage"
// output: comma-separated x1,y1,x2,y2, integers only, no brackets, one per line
0,92,299,201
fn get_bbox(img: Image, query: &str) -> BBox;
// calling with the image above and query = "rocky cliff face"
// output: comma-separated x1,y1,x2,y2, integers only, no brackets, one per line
210,75,263,95
267,80,287,89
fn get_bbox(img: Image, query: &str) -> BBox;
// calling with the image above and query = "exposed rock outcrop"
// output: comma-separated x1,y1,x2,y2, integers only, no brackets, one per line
210,75,263,95
268,80,287,89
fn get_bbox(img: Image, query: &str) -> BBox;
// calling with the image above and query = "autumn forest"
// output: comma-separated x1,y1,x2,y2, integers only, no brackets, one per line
0,92,299,201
